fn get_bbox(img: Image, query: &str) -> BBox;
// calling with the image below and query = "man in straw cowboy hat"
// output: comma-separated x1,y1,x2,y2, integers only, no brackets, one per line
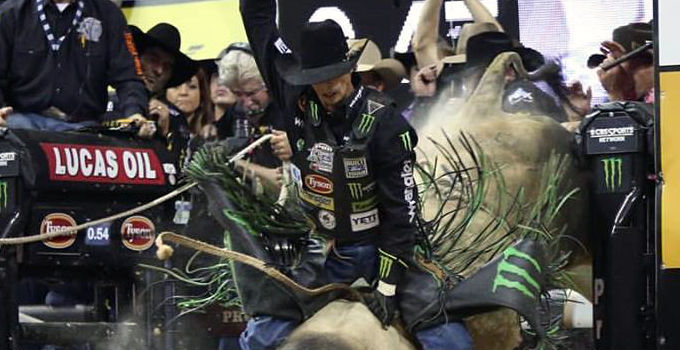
349,38,407,92
237,0,474,348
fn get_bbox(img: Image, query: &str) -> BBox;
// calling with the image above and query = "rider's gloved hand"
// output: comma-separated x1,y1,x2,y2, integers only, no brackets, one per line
366,248,408,328
366,288,398,328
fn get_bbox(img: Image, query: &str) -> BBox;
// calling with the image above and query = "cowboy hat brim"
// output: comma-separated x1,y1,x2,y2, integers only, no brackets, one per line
371,58,407,90
198,59,218,76
275,42,365,86
275,56,358,85
130,26,198,88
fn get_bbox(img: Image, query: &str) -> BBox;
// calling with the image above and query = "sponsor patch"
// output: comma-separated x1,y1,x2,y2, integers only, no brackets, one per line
344,157,368,179
0,152,16,166
351,196,378,212
348,181,375,199
296,138,305,152
402,160,417,223
399,131,413,151
350,208,380,232
317,210,336,230
121,216,155,251
358,113,375,134
77,17,102,43
304,174,333,194
589,126,635,144
41,213,77,249
39,143,165,185
298,188,334,210
274,37,291,54
290,164,303,188
307,143,334,173
366,99,385,115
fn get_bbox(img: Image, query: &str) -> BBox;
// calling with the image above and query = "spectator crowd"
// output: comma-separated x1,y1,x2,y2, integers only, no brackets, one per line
0,0,654,349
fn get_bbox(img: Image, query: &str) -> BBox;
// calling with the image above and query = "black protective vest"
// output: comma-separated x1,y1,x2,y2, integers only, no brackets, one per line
291,88,392,244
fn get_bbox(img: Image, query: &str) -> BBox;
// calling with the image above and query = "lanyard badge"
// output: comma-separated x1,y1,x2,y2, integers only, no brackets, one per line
35,0,85,52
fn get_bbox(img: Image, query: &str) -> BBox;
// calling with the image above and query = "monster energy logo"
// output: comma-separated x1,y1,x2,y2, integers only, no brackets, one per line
492,246,541,299
0,181,6,212
601,157,623,191
310,101,319,122
379,254,394,279
348,183,363,199
358,113,375,134
399,131,412,151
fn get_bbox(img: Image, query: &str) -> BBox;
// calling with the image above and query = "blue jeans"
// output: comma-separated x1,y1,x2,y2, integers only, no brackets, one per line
6,113,98,131
239,243,473,350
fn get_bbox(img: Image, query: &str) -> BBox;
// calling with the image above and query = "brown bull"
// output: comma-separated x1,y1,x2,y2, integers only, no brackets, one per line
416,52,591,350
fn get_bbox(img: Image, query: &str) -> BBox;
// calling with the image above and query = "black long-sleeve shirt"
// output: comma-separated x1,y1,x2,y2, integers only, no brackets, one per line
0,0,147,122
240,0,417,260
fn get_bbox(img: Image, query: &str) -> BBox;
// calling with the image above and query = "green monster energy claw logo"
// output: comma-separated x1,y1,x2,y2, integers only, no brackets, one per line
379,255,394,279
358,113,375,134
348,183,363,199
310,101,319,122
399,131,412,151
601,157,623,191
0,181,7,212
492,246,541,299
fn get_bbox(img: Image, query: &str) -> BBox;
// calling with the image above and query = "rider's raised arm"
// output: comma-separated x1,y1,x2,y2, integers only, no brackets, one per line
105,5,148,119
239,0,296,112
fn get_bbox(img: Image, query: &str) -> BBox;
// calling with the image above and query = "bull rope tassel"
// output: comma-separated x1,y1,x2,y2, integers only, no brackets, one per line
276,160,293,206
154,232,361,300
0,134,275,246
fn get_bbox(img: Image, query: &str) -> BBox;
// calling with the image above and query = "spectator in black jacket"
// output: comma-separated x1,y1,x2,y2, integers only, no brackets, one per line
0,0,147,131
237,0,473,349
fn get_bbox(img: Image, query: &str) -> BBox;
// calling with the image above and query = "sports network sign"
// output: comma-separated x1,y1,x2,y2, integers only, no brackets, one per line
278,0,516,57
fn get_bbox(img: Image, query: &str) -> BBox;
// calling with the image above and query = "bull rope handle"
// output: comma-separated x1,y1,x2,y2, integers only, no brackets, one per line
154,232,361,299
0,134,274,246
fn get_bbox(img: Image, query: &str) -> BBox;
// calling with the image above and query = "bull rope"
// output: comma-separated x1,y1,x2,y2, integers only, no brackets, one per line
153,232,361,300
0,134,276,246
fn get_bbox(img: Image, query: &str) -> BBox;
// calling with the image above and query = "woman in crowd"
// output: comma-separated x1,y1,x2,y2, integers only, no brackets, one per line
166,68,215,137
210,63,237,123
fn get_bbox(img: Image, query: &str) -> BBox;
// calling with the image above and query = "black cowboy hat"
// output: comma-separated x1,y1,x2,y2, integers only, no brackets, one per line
465,31,545,71
587,22,653,68
275,20,363,85
130,23,198,88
